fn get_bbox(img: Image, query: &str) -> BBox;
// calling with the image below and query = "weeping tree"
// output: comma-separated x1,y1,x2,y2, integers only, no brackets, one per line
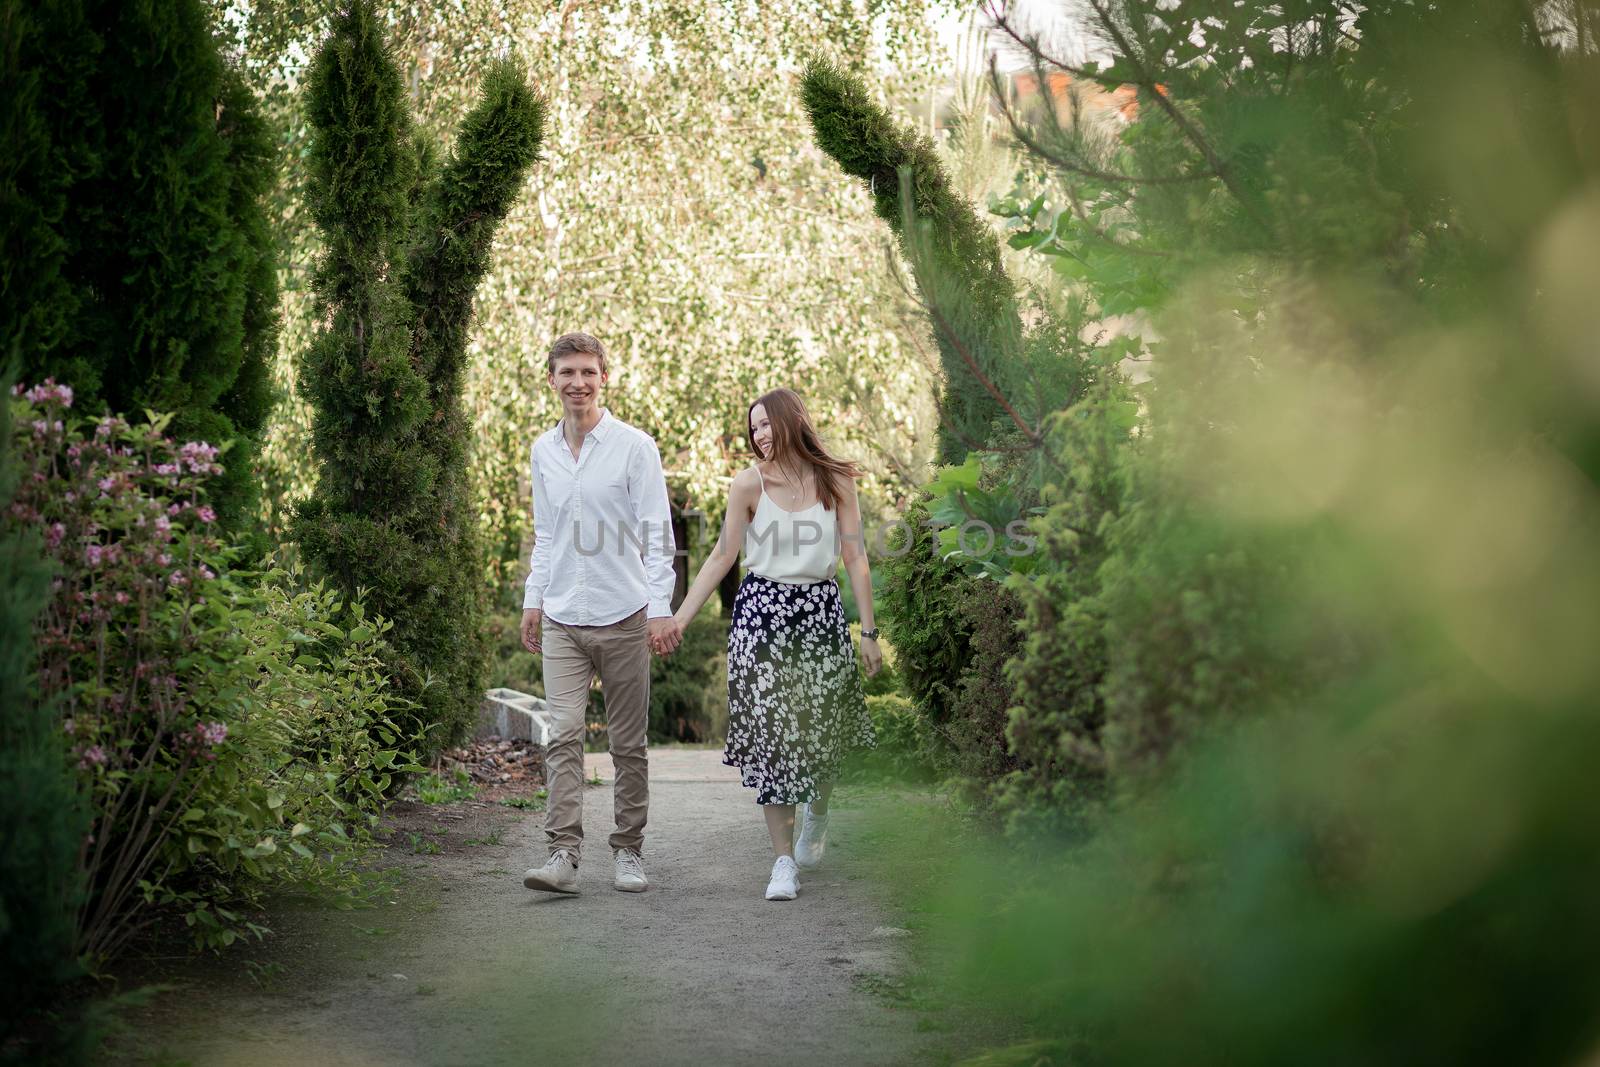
0,0,279,538
294,1,544,756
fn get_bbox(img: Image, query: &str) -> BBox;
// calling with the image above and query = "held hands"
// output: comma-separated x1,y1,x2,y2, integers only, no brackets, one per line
520,608,543,654
648,616,683,657
860,636,883,677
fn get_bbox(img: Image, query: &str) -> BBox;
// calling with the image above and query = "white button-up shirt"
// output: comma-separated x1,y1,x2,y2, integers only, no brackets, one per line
523,409,676,626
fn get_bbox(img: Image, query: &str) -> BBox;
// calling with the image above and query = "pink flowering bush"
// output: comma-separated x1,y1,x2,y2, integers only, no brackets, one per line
6,384,421,960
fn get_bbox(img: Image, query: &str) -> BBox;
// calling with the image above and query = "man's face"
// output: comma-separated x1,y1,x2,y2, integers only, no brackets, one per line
549,352,606,413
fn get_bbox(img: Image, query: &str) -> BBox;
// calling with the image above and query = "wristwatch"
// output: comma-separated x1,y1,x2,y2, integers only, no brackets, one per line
860,627,879,641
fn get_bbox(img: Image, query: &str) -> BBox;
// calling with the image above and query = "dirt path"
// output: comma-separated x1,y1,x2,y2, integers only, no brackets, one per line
113,749,954,1066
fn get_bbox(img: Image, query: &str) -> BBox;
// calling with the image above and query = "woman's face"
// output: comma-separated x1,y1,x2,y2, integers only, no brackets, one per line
749,403,773,460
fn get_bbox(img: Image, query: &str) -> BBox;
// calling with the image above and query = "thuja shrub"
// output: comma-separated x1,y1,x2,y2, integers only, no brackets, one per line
875,500,978,727
295,2,545,761
0,377,89,1046
5,384,419,963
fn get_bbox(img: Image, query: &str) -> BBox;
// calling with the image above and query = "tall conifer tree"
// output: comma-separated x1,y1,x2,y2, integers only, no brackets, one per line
801,59,1024,464
0,0,280,536
295,2,544,753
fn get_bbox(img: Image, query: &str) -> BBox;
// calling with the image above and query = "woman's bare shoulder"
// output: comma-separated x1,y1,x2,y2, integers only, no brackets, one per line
730,466,763,497
828,467,861,498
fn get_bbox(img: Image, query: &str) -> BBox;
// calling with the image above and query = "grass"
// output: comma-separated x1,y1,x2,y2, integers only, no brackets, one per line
501,789,547,811
406,832,442,856
243,960,285,989
414,769,476,804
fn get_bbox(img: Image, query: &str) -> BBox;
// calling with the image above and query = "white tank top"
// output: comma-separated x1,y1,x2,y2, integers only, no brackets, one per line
742,465,840,584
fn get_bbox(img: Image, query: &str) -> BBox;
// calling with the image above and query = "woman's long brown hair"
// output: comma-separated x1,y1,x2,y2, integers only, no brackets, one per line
746,388,859,513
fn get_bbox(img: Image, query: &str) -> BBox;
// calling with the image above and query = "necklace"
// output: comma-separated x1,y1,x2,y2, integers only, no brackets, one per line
767,462,804,508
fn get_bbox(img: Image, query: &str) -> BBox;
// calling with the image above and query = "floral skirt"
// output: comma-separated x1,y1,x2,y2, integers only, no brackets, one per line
723,573,876,805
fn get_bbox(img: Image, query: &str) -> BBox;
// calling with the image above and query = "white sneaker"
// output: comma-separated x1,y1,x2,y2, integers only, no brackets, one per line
765,855,800,901
613,848,648,893
795,803,830,870
522,849,579,894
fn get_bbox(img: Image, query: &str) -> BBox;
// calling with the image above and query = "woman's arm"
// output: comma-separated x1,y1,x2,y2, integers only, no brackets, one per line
836,474,883,676
674,468,760,628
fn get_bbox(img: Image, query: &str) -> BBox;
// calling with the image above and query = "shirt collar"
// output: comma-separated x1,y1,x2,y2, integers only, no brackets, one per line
553,408,613,444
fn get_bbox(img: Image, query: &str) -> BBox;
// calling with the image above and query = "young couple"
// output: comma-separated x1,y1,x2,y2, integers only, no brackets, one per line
518,332,882,902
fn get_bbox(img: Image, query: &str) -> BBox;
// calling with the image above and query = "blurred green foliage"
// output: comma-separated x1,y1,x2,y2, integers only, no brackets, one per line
818,0,1600,1061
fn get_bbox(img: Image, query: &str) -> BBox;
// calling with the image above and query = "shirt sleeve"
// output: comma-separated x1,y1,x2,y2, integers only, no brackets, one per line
523,441,552,611
629,436,677,619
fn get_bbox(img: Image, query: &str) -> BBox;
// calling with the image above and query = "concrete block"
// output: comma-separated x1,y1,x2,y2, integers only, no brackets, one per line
479,687,554,746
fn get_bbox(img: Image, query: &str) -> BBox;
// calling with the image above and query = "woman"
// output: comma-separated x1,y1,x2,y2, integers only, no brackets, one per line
673,388,882,900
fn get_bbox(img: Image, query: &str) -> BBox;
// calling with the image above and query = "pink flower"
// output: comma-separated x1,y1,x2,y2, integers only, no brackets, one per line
84,544,104,567
196,721,228,746
46,523,65,549
195,505,216,523
198,565,215,581
78,745,107,769
24,380,74,407
167,503,181,516
114,591,129,605
179,441,221,474
168,570,187,587
154,515,171,536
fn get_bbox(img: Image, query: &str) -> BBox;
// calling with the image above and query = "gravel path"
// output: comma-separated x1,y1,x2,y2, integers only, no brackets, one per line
114,749,946,1066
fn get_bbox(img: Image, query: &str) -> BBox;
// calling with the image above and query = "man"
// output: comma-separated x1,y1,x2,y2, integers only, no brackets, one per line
520,332,682,895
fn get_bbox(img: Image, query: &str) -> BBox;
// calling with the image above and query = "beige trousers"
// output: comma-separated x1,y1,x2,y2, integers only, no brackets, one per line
541,606,650,862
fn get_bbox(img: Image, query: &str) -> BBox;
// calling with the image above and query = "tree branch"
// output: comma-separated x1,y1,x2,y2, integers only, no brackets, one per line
1083,0,1267,227
988,59,1208,186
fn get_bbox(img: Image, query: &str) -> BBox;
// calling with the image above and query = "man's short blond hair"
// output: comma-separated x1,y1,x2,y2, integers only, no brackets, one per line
547,332,609,376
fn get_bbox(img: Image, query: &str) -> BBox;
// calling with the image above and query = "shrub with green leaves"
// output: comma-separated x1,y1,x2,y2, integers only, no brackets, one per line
846,693,945,782
5,386,419,960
